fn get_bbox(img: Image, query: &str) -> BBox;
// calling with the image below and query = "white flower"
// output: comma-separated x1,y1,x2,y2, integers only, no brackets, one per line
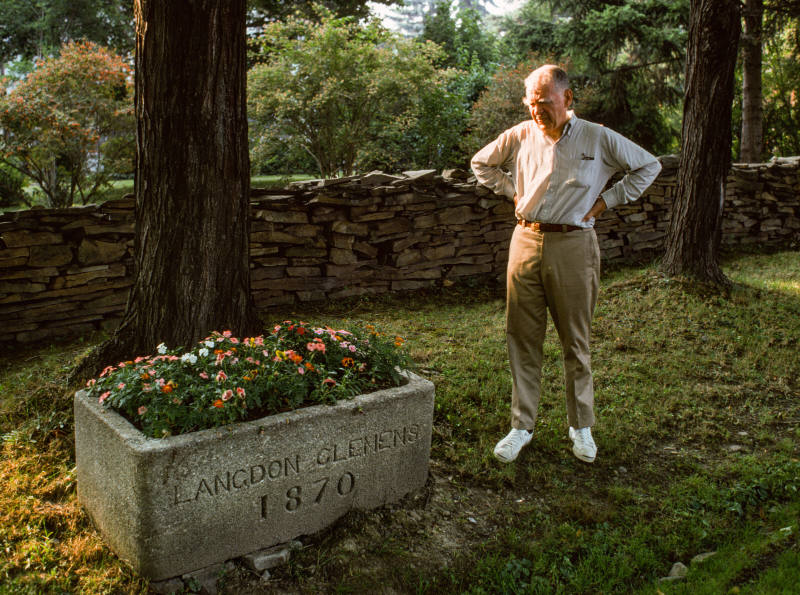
181,353,198,365
205,340,215,348
198,348,209,357
157,343,167,354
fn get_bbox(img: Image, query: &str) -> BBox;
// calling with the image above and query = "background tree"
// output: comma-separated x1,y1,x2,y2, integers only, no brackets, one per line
247,0,395,29
760,10,800,156
76,0,258,377
662,0,740,286
248,11,459,177
0,0,134,69
0,41,134,208
500,0,688,155
461,57,539,156
740,0,764,162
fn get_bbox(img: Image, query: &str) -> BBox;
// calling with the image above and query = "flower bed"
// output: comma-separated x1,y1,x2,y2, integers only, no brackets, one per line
84,320,410,438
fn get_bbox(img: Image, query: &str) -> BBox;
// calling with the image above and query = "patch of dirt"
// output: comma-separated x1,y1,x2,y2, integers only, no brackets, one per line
216,461,512,594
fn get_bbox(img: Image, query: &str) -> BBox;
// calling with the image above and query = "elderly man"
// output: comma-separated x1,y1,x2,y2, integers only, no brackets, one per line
471,65,661,464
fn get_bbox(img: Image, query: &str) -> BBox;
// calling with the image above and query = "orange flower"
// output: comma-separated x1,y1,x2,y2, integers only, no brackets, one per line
212,399,224,408
140,372,150,380
289,353,303,364
305,361,315,371
161,384,173,394
342,357,355,368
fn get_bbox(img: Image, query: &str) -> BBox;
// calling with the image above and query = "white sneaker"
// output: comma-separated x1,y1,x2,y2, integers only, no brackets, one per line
569,426,597,463
493,428,533,463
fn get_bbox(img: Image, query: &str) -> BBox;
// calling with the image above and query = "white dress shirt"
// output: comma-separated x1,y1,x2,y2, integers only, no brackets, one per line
471,113,662,228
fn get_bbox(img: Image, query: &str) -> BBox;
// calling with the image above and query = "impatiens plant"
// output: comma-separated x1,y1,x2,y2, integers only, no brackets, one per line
85,321,411,438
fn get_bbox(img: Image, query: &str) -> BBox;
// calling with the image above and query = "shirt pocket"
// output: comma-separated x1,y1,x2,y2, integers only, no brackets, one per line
561,156,596,190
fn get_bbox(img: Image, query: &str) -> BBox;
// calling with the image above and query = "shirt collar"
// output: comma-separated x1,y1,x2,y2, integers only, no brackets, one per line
561,111,577,138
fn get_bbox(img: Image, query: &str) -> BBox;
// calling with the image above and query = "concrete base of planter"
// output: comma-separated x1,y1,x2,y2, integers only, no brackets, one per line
74,372,434,581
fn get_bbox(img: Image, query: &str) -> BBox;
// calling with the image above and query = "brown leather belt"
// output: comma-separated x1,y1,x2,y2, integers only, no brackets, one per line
517,220,583,232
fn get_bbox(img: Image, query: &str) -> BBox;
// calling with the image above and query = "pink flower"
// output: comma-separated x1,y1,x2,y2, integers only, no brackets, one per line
223,330,232,338
230,337,239,344
100,365,115,378
98,391,111,404
348,344,356,352
117,382,126,390
297,366,305,375
142,383,152,392
216,370,227,382
86,378,96,387
137,405,147,415
156,377,166,387
221,389,233,401
199,372,209,379
236,387,246,398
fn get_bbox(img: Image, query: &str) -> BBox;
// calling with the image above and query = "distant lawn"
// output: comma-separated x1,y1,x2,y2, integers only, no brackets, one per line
1,174,316,212
1,251,798,593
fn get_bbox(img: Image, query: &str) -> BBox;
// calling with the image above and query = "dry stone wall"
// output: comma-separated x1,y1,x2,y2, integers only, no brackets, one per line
1,157,798,345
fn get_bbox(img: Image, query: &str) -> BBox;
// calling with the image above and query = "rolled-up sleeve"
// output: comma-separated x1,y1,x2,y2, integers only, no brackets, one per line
599,129,662,209
471,131,517,199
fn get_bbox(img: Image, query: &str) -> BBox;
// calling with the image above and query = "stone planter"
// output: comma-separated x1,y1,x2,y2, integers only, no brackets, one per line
74,372,434,581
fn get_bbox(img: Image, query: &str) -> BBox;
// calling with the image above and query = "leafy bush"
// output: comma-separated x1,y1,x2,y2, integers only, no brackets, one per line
0,41,134,208
0,162,27,208
84,321,411,438
247,9,459,177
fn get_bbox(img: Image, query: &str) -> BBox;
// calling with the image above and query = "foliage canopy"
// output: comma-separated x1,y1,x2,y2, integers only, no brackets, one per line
248,11,463,177
0,41,134,208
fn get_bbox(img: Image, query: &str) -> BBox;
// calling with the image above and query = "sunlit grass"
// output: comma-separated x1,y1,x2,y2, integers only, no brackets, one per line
1,250,798,593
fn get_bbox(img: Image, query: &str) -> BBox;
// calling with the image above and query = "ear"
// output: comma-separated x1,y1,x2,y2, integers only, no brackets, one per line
564,88,573,108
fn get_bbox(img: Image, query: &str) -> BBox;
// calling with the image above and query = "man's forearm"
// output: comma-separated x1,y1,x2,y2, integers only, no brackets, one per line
601,159,662,209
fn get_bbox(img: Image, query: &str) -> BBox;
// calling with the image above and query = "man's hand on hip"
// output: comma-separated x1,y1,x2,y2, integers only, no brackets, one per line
582,197,607,222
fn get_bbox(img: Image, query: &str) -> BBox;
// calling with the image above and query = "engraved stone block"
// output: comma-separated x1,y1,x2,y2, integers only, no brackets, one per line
74,372,434,580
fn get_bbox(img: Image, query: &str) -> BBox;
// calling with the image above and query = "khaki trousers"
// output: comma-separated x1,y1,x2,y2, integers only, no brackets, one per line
506,225,600,430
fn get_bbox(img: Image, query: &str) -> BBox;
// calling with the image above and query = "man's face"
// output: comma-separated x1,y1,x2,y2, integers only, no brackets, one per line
526,76,572,137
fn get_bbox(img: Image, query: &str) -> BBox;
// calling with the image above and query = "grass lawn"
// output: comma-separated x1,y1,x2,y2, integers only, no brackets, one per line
1,175,316,213
1,250,799,593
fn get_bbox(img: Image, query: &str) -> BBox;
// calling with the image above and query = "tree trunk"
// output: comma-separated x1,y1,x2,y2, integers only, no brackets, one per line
73,0,258,380
740,0,764,162
661,0,740,286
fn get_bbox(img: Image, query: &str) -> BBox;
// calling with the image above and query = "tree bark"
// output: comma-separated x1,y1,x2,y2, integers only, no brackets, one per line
661,0,740,287
740,0,764,162
73,0,258,380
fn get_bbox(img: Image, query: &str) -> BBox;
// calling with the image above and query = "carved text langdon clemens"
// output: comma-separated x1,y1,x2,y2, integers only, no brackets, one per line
172,424,421,505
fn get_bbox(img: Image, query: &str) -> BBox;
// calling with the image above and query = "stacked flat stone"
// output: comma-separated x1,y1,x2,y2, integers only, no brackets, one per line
2,157,799,344
0,198,134,344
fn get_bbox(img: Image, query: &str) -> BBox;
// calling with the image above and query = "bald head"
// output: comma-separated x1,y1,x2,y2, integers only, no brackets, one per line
524,65,570,98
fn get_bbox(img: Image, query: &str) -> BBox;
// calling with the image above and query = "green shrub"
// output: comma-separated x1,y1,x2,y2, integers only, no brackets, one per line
0,162,27,208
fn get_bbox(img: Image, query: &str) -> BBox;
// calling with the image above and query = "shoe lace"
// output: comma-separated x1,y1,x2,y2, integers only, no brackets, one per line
508,429,530,446
577,427,594,446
